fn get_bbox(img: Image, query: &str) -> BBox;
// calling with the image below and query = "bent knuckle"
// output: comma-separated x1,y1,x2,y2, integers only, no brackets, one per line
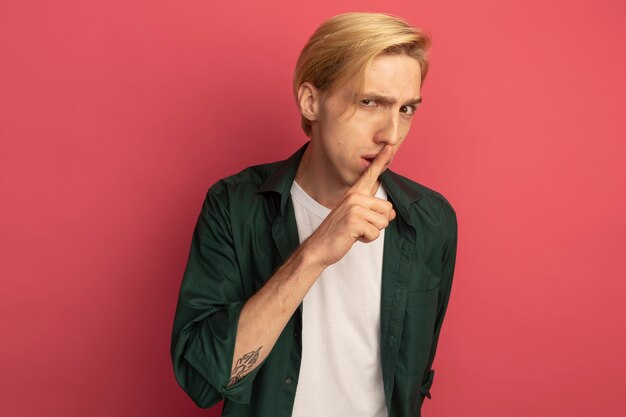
347,212,361,225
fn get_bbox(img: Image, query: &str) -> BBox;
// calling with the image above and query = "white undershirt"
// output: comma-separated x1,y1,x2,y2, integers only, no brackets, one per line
289,180,388,417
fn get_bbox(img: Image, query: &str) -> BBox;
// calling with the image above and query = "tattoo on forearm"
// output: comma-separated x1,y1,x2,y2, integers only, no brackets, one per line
228,346,262,387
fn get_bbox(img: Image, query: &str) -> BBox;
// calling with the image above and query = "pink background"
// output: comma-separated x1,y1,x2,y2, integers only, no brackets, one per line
1,1,625,416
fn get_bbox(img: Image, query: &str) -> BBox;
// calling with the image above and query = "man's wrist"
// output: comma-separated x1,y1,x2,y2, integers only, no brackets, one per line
295,239,328,275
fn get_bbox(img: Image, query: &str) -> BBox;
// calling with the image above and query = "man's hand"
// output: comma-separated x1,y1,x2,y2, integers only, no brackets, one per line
302,145,396,268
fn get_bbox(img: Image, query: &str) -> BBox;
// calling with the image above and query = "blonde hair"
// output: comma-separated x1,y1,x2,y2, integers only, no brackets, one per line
293,12,432,136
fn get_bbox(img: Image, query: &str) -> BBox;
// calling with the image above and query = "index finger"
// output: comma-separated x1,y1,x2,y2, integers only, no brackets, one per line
352,145,393,196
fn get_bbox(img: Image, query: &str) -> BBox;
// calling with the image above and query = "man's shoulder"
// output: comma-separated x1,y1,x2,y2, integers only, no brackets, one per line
206,158,284,199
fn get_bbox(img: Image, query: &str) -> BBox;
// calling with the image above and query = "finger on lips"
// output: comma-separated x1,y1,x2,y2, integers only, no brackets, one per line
345,145,396,227
353,145,392,196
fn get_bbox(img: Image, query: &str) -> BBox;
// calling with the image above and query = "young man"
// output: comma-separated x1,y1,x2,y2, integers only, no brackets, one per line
171,12,458,417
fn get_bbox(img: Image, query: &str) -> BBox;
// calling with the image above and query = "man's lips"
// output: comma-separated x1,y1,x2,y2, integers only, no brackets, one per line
361,151,393,164
361,153,379,161
361,153,393,170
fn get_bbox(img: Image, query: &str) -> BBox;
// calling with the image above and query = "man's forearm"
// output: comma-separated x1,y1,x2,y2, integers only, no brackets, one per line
227,242,325,386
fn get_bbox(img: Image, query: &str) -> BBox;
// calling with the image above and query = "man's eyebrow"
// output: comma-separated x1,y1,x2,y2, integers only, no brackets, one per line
361,92,422,106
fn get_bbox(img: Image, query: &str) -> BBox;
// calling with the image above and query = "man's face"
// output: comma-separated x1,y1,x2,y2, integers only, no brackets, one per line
310,53,422,188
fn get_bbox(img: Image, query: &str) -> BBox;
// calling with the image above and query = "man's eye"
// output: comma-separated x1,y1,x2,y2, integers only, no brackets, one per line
400,105,416,115
361,99,376,107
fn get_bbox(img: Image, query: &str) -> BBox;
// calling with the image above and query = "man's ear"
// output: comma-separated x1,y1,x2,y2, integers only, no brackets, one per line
297,82,320,122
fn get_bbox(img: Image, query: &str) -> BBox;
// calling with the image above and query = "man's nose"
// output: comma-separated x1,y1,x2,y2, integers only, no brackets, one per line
375,111,401,146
